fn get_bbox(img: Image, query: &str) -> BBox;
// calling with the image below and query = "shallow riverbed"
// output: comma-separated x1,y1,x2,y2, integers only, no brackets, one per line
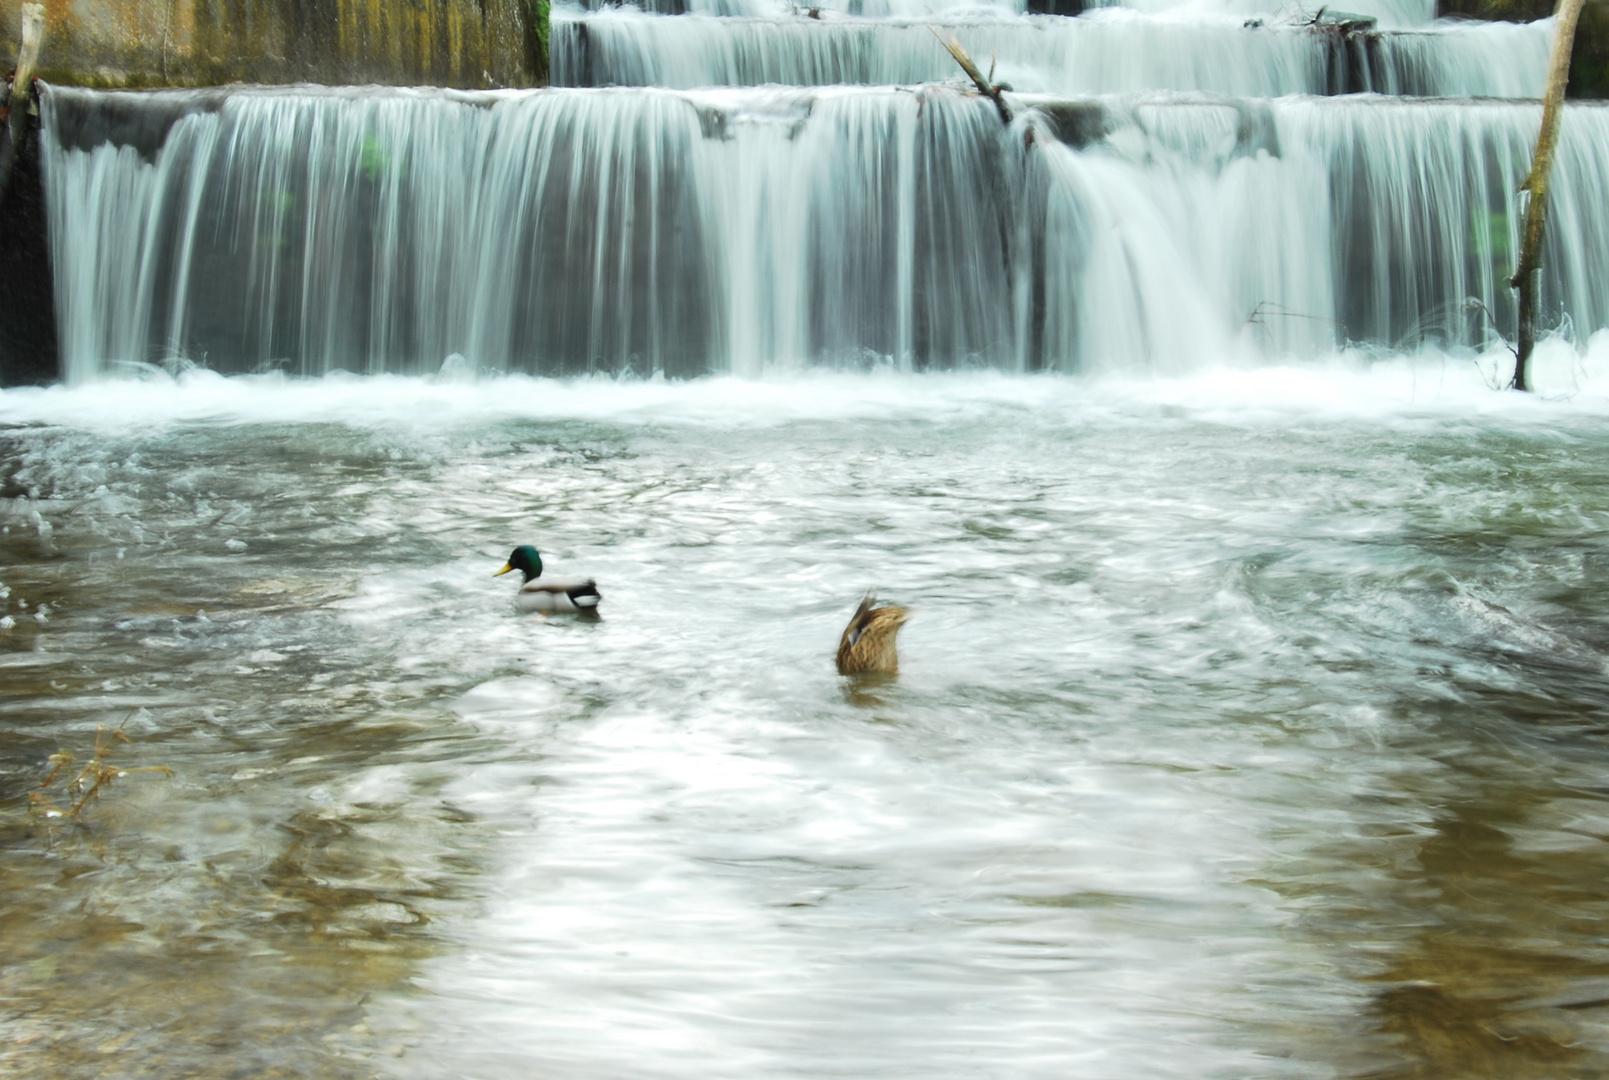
6,356,1609,1078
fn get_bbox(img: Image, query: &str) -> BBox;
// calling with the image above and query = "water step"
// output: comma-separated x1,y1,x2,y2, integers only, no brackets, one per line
561,0,1434,26
553,9,1549,97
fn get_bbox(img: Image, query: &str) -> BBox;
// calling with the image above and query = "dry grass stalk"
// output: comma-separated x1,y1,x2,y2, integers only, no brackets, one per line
30,716,173,819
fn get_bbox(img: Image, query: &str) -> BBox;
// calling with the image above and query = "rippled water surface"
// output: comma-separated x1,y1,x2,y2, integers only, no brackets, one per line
7,360,1609,1079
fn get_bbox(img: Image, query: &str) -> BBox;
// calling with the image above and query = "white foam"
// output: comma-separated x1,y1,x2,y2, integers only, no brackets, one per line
4,338,1609,436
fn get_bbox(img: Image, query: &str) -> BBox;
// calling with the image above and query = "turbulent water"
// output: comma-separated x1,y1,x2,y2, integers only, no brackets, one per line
6,361,1609,1078
13,0,1609,1064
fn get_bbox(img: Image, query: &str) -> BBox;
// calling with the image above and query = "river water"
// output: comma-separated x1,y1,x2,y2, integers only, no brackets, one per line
6,353,1609,1078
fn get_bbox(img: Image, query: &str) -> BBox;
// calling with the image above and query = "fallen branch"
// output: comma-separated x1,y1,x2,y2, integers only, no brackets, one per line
1509,0,1586,392
929,26,1011,123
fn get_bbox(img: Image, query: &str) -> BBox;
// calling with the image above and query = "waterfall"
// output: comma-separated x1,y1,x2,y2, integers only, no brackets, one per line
560,0,1435,24
32,0,1609,383
1031,96,1609,367
41,84,1609,381
553,11,1550,97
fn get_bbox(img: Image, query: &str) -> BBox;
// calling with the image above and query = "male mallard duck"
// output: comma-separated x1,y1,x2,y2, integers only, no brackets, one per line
836,593,909,675
494,545,602,615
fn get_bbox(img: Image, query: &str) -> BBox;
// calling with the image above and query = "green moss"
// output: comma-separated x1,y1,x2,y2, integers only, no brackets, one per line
522,0,552,85
1471,208,1512,265
359,135,394,182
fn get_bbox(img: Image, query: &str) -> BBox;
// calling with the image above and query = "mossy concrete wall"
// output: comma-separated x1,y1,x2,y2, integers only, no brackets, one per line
0,0,548,89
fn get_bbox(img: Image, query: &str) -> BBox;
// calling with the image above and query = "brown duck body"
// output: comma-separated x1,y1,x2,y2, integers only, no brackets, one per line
836,595,910,675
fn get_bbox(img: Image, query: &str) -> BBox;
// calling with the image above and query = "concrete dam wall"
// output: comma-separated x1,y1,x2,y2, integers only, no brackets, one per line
0,0,549,89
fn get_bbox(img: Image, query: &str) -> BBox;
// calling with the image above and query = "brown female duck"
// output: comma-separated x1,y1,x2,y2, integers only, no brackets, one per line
836,593,909,675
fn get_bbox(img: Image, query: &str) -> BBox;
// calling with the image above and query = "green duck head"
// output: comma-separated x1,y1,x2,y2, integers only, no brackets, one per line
494,545,543,583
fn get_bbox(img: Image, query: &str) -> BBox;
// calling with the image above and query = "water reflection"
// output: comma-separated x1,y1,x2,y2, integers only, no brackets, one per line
3,370,1609,1077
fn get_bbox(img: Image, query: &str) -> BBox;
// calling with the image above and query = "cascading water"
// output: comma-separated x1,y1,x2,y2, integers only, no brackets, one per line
38,83,1609,381
552,11,1550,96
558,0,1433,23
